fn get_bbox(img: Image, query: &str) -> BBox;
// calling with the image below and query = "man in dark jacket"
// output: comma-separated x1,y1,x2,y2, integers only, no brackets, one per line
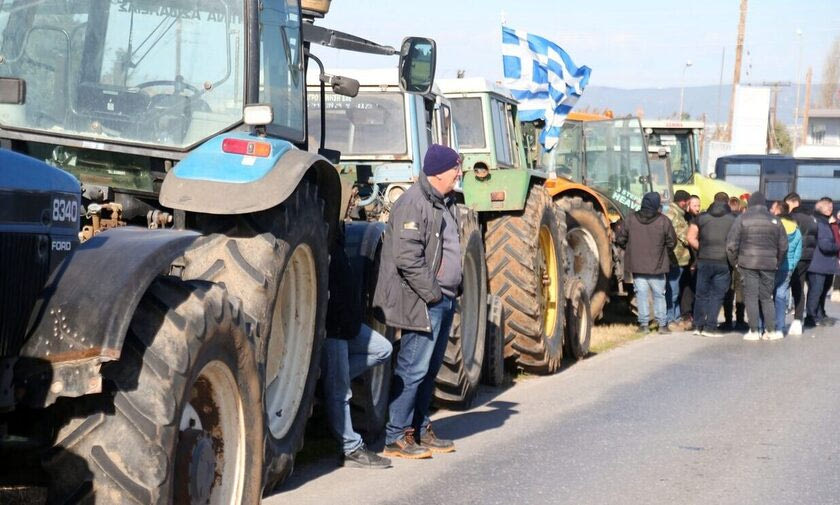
805,197,840,328
687,192,736,337
616,192,677,333
784,192,819,335
322,230,393,468
726,192,788,340
374,144,462,459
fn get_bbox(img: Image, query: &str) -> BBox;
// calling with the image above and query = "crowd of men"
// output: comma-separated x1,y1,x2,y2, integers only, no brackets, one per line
618,189,840,340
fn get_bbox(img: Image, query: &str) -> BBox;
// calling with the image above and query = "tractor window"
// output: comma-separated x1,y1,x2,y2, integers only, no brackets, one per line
491,98,513,165
542,121,583,180
450,97,485,149
583,119,651,215
259,0,304,142
648,130,694,184
438,104,453,147
0,0,245,149
307,90,407,157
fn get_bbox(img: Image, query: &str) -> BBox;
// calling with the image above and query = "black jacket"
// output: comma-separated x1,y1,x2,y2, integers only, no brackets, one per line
790,207,819,261
726,205,787,271
615,208,677,275
325,243,363,340
807,214,840,274
373,174,458,331
696,202,736,264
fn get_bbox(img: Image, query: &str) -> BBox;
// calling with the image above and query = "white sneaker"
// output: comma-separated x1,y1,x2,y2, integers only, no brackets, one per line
766,331,784,341
743,331,761,341
788,319,803,336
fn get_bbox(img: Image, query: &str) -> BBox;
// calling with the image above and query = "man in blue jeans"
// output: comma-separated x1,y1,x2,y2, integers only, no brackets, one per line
322,231,393,468
374,144,463,459
616,192,677,333
770,201,802,335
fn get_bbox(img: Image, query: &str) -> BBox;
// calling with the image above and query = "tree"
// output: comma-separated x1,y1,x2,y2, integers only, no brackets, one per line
773,122,793,155
820,35,840,108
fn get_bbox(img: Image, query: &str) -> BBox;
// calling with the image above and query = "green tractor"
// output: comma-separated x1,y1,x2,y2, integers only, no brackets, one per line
307,69,495,409
0,0,435,501
441,78,673,372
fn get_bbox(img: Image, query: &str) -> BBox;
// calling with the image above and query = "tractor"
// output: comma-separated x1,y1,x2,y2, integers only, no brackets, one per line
0,0,434,501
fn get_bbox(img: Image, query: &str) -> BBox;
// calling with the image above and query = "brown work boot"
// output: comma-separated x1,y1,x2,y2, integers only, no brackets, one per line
383,429,432,459
418,425,455,453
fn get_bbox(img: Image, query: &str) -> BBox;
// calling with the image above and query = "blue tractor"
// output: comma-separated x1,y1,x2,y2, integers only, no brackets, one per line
0,0,435,501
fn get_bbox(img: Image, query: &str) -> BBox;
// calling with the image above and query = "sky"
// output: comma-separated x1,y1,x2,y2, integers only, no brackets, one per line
313,0,839,90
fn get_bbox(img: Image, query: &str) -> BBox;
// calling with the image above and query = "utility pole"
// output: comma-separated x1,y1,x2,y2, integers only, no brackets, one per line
801,66,813,146
793,28,803,151
715,47,725,139
761,81,792,152
726,0,748,141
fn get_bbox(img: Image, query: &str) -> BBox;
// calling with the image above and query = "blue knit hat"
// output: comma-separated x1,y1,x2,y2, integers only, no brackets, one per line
423,144,460,176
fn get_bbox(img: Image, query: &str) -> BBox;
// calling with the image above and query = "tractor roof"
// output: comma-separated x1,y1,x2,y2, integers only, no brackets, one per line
437,78,515,100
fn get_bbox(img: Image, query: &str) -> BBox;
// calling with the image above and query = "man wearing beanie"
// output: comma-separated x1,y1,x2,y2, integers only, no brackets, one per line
615,192,677,334
374,144,462,459
725,191,788,341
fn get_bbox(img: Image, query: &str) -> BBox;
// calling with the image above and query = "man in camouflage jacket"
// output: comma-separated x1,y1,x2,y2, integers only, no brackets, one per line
664,190,691,328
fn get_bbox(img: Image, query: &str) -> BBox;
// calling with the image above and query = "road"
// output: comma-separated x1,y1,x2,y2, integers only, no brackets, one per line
268,306,840,505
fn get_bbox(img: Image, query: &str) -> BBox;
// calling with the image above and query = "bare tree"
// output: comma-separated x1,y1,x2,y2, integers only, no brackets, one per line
820,35,840,108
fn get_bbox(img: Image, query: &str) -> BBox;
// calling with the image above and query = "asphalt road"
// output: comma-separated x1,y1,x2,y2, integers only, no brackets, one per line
268,305,840,505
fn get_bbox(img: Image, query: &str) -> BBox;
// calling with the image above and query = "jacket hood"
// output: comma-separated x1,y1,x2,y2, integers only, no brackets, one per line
635,208,660,224
708,201,730,217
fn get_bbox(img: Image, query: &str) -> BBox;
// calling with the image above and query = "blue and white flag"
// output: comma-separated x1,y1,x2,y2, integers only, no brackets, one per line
502,26,591,151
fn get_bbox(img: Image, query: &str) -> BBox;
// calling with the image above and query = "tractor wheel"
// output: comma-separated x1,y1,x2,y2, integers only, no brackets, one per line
182,180,328,490
485,186,567,374
481,296,505,387
343,222,394,442
564,277,592,360
434,205,488,409
556,196,612,321
44,277,263,505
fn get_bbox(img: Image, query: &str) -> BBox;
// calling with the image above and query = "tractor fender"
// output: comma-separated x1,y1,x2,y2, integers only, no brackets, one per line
544,180,611,222
159,133,342,233
16,227,200,408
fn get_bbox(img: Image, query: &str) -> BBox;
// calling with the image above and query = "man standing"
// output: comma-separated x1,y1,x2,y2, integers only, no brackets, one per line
687,192,736,337
722,196,747,330
770,201,802,335
664,190,691,329
784,192,818,335
374,144,462,459
805,198,840,328
322,230,393,468
726,192,788,341
616,192,677,334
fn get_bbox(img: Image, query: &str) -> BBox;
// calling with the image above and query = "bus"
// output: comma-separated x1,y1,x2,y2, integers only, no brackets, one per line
714,155,840,210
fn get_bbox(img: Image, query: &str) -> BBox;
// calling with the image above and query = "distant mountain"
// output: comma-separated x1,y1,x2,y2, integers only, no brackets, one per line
575,84,826,125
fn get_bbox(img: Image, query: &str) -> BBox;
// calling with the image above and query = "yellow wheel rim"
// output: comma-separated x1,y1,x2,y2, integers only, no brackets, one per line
538,225,559,336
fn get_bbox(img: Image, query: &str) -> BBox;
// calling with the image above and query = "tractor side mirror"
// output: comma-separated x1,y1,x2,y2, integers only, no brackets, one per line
398,37,436,94
322,74,360,98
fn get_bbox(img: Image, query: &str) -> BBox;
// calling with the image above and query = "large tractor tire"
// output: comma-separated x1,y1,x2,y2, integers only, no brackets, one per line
434,205,488,409
556,196,612,321
564,277,592,360
44,277,263,505
343,222,394,442
485,186,567,374
181,180,328,490
481,294,505,387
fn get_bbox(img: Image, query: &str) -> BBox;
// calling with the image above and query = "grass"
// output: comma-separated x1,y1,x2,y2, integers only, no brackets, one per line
590,298,646,354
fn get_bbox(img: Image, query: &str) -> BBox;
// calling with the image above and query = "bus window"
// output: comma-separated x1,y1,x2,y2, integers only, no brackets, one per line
722,162,760,193
796,164,840,201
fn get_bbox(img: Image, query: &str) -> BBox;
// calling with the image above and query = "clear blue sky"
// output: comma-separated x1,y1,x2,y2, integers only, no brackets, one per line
315,0,838,89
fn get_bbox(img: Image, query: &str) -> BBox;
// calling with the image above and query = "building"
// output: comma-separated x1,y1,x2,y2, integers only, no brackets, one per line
795,108,840,158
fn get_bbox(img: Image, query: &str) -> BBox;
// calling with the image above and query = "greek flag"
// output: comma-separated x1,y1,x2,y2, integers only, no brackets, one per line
502,26,591,151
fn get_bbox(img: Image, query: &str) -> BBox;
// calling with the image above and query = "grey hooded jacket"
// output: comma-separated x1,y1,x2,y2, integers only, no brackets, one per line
373,174,460,331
